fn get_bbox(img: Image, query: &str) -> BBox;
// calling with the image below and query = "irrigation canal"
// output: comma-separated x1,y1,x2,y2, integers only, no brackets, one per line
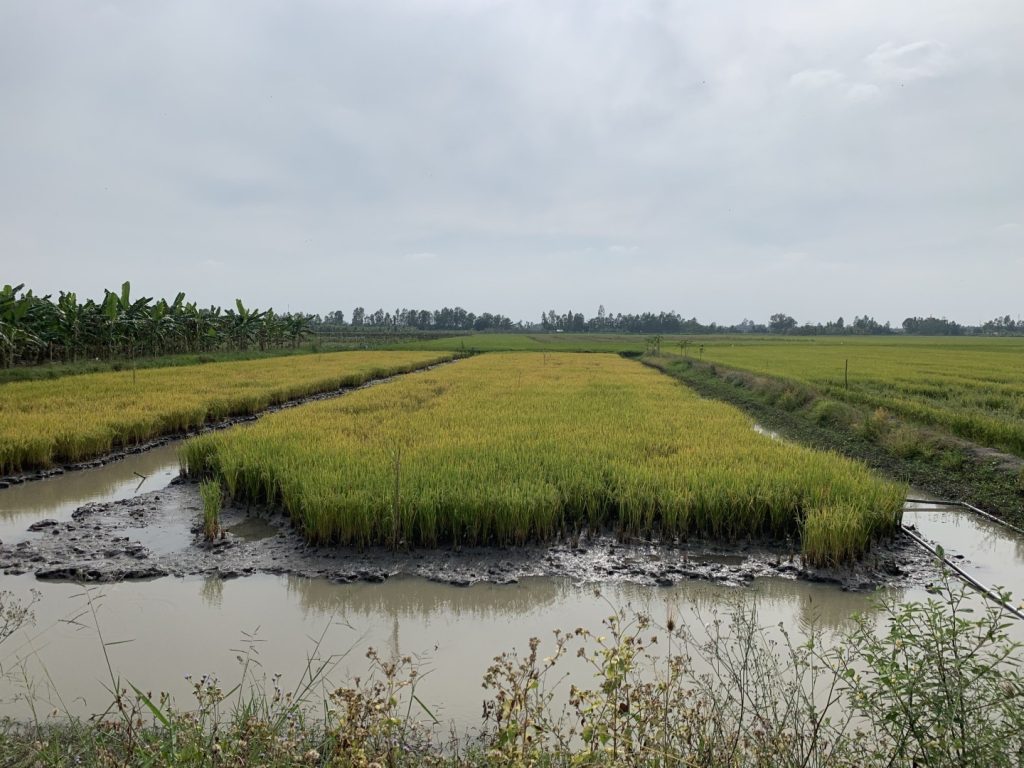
0,442,1021,730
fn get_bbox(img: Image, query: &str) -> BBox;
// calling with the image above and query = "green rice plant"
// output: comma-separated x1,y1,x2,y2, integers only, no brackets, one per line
181,353,905,562
200,479,222,541
0,350,454,473
687,335,1024,458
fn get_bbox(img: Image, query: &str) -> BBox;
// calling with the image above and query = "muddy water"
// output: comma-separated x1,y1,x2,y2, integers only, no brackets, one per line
0,444,181,543
0,456,1020,731
0,573,900,728
903,496,1024,601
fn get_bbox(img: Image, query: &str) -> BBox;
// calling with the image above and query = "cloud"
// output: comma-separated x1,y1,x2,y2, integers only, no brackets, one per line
0,1,1021,324
845,83,881,102
866,40,952,81
789,69,844,90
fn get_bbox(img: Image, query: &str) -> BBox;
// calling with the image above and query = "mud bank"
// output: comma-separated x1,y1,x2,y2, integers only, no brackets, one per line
0,479,938,590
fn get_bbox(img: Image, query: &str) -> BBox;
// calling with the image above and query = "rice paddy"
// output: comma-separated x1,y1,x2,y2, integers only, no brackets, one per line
181,352,905,563
688,336,1024,457
0,351,454,473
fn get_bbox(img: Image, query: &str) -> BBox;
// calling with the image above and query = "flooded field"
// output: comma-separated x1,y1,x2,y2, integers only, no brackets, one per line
0,444,180,543
904,496,1024,599
0,448,1021,733
0,572,907,728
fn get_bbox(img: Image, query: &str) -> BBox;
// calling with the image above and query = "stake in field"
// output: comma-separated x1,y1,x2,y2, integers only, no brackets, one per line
182,353,904,564
0,350,454,473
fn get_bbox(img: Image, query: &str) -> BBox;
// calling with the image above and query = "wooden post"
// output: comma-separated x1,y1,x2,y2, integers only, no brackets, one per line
845,359,849,390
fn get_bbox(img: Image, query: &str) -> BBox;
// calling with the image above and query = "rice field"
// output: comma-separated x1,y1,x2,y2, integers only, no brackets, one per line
181,352,905,564
689,336,1024,456
0,351,454,473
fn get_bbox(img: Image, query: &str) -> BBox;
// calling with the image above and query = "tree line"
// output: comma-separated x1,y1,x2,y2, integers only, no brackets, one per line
321,306,517,332
4,281,1021,368
0,282,314,368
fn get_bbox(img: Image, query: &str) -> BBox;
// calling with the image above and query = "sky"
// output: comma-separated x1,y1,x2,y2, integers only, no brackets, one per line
1,0,1021,326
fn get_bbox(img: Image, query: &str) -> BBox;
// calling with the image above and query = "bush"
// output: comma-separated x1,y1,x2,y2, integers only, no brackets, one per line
809,398,859,428
883,425,933,459
857,407,892,441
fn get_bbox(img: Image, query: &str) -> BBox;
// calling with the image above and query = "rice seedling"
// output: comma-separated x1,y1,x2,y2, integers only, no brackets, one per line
200,478,223,541
181,353,905,562
0,350,453,473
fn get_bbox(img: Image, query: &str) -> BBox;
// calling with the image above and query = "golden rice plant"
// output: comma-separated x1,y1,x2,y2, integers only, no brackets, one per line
0,351,453,473
181,353,905,562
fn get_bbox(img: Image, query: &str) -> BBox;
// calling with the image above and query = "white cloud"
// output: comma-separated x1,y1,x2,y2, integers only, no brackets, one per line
608,244,639,255
789,68,845,90
866,40,953,81
845,83,881,102
404,252,438,262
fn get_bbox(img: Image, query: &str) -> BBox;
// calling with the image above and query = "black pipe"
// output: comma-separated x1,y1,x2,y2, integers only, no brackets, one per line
900,525,1024,622
904,498,1024,537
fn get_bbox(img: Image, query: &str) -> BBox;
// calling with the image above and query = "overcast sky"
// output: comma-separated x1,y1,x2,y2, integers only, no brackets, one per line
2,1,1021,325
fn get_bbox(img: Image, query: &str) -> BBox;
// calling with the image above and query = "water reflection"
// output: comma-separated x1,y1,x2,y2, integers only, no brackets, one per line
903,501,1024,599
200,576,223,608
284,573,884,634
0,444,181,540
0,573,887,726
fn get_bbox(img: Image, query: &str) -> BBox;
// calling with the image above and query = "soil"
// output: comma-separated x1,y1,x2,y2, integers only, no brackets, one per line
0,479,939,591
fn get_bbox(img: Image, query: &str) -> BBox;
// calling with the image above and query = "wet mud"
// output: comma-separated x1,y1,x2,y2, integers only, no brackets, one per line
0,479,939,591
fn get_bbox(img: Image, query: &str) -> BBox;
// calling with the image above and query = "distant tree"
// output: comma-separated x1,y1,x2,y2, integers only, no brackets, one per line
768,313,798,333
351,307,365,326
902,316,961,336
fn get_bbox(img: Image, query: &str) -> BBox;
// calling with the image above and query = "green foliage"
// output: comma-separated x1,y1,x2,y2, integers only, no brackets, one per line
845,579,1024,766
0,282,322,369
808,398,859,427
882,424,933,459
691,335,1024,458
199,480,222,541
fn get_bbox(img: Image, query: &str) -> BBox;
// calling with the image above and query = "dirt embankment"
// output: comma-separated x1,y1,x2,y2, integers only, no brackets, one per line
0,479,937,590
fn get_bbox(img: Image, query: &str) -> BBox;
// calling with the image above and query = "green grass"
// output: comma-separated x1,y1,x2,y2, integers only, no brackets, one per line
181,353,905,563
390,332,659,353
685,335,1024,457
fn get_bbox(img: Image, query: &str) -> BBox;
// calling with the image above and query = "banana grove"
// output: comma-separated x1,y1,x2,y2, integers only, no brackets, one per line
0,281,317,367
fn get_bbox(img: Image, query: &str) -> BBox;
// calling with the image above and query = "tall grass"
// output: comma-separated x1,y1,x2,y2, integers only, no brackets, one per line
181,353,904,562
0,351,454,473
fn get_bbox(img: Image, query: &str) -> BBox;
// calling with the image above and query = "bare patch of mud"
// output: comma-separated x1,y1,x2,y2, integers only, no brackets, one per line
0,480,938,591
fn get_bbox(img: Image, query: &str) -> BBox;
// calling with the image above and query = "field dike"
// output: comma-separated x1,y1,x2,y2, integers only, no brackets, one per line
644,355,1024,525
